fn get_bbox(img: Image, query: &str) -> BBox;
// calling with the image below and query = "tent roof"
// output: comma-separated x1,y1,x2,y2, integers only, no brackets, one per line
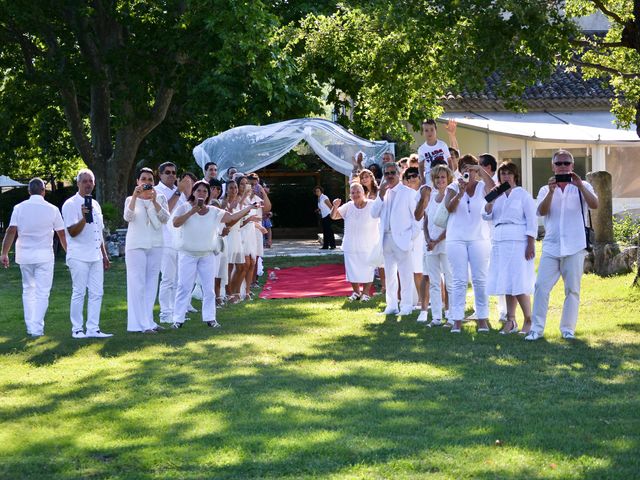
439,111,639,143
0,175,27,188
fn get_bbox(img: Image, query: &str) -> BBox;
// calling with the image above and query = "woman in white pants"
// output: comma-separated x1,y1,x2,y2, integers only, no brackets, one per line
171,181,260,329
444,155,494,333
124,167,169,333
422,165,454,327
483,161,537,334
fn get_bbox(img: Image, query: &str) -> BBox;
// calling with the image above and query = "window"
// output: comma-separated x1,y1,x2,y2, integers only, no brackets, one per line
606,146,640,198
532,148,591,197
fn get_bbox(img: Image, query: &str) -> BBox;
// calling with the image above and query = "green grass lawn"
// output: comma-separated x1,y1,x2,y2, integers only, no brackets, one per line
0,248,638,479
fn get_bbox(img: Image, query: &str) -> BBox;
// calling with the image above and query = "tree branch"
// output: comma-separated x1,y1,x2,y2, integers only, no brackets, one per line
589,0,627,25
570,38,625,48
138,85,176,137
59,80,95,167
571,57,640,78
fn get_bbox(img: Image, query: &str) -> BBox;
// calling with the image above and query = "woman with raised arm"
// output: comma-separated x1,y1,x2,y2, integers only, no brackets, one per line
330,183,379,301
124,167,169,333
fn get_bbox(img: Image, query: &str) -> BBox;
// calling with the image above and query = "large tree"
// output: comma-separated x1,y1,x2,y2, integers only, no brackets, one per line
0,0,322,206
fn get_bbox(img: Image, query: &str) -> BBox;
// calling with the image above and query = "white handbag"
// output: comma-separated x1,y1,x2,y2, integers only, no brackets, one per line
433,200,450,229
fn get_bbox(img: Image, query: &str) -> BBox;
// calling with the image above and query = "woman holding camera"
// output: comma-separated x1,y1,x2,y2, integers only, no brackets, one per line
171,181,259,328
444,155,495,333
483,161,537,334
124,167,170,333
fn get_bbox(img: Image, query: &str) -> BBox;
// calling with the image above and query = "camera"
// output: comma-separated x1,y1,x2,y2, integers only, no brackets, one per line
554,174,572,183
197,198,204,207
143,184,153,190
462,172,470,182
484,182,511,203
84,195,94,223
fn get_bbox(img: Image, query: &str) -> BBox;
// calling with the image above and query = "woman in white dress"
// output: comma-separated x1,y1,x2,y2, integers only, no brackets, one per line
209,180,229,306
171,181,260,328
124,167,169,333
330,183,380,301
483,161,536,334
422,165,455,327
444,155,495,333
358,168,385,294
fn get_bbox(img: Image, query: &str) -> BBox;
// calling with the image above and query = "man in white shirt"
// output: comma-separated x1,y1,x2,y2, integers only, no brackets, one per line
526,150,599,341
417,119,451,188
155,162,193,323
371,162,419,315
62,169,113,339
1,178,67,337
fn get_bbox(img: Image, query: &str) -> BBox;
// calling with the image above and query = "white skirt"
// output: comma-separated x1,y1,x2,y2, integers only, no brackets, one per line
241,223,257,258
345,252,375,283
255,228,264,257
226,228,245,264
487,240,535,296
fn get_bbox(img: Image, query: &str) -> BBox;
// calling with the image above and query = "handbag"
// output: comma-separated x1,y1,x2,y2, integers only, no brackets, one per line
212,235,226,255
578,189,594,253
433,199,450,229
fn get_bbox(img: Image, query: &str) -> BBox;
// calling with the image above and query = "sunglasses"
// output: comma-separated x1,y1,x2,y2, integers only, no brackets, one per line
384,171,398,176
554,161,572,167
162,170,177,175
405,173,419,180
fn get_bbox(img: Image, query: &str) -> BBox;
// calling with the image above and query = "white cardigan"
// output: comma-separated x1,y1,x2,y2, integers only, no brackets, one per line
124,195,169,250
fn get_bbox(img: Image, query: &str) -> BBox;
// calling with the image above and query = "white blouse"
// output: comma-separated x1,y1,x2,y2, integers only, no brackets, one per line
173,203,226,256
482,187,537,242
446,181,490,242
124,195,169,250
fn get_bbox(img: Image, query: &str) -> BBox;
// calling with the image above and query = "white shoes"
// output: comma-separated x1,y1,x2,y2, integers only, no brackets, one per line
561,331,576,340
417,311,429,322
187,304,198,313
429,319,443,327
399,308,413,316
382,307,399,315
347,292,361,301
524,331,543,341
465,311,478,321
360,294,371,302
72,330,86,339
86,330,114,338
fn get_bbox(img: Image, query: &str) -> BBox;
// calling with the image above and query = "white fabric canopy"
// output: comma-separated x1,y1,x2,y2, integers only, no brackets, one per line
440,111,639,143
0,175,27,188
193,118,394,177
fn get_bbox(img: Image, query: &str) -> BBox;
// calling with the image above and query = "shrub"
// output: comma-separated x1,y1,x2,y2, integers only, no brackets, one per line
613,214,640,245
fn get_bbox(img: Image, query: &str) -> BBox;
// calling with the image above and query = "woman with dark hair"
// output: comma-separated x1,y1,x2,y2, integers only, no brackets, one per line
444,154,495,333
368,163,383,182
358,169,379,200
223,178,252,302
404,167,428,311
483,161,536,334
171,181,259,328
124,167,170,333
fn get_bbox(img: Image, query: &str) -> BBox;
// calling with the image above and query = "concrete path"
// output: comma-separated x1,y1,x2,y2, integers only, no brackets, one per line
262,239,343,258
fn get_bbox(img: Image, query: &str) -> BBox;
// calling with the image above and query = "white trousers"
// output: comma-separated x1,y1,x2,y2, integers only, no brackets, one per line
532,249,586,335
126,247,162,332
19,261,54,335
173,252,219,324
424,252,453,321
67,258,103,333
446,239,490,321
158,247,178,321
382,233,414,312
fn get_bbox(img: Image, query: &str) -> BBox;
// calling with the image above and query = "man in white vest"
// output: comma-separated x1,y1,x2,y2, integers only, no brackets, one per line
1,178,67,337
371,161,419,315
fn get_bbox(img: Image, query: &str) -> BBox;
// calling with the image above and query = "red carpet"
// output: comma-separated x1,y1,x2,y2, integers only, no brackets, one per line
259,264,352,299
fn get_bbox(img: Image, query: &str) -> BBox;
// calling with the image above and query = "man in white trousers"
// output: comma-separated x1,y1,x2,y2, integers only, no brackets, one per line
62,169,113,339
371,161,420,315
525,150,598,341
1,178,67,337
154,162,193,323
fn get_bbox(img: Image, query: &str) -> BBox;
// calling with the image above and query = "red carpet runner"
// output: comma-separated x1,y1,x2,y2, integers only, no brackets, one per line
259,263,352,299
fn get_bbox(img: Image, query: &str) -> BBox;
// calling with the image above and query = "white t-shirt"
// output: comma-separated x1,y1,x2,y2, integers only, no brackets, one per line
9,195,64,264
318,194,331,218
62,193,104,262
173,203,226,256
418,139,451,188
446,181,490,241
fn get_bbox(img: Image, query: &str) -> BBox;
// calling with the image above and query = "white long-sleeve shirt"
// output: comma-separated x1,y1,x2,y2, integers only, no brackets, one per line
482,187,537,242
123,195,169,250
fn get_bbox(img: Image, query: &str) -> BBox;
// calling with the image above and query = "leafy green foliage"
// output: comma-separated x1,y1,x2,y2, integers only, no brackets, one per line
614,213,640,244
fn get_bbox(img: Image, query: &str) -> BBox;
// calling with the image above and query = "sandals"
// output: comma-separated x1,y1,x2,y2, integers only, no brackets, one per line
360,294,371,302
500,317,519,335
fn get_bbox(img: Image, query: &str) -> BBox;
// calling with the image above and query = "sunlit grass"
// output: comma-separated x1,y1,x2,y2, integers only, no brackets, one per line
0,245,638,479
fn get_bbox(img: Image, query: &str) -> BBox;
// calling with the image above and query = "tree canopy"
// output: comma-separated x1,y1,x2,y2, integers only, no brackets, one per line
0,0,637,207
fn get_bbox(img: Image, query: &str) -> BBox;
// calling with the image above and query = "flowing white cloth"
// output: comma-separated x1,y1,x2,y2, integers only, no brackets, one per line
193,118,394,176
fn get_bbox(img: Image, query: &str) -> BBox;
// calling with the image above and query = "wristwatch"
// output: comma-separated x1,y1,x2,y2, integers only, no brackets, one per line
174,190,181,197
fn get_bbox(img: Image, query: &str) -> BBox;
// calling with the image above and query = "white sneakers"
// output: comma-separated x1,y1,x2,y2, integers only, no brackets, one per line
72,329,113,338
524,331,542,341
416,311,429,322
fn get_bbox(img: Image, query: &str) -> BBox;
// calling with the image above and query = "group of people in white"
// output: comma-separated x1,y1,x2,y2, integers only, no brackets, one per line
2,118,598,341
332,119,598,340
1,162,272,337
